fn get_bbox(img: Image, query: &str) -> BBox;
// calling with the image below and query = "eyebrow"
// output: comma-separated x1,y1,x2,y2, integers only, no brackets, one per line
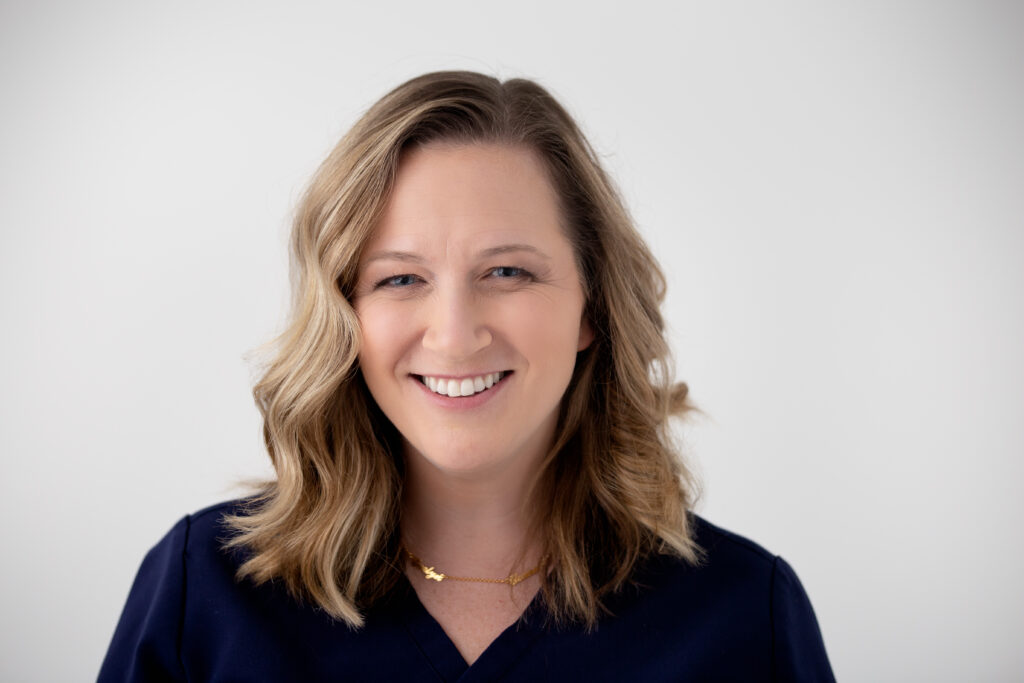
361,250,425,265
477,243,551,260
362,243,551,265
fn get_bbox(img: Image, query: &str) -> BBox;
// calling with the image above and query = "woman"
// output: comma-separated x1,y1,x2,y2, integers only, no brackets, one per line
100,71,834,681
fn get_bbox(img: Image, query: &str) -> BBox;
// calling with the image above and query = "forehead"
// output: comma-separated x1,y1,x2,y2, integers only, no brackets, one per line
364,143,570,256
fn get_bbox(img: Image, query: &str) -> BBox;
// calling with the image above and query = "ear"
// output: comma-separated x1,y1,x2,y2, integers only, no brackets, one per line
577,315,594,352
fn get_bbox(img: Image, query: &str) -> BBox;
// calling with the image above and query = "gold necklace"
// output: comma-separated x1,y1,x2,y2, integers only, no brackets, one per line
404,548,544,587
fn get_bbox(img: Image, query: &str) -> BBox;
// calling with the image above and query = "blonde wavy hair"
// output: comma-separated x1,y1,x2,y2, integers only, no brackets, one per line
226,70,700,628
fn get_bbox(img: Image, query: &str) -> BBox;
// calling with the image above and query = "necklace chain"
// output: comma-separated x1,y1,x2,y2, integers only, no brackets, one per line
404,548,543,587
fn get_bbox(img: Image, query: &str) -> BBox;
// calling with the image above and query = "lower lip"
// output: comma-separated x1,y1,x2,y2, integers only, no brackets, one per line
412,373,511,410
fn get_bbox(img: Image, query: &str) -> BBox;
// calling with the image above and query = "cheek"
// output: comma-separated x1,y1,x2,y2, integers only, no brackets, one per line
506,293,586,359
356,304,409,378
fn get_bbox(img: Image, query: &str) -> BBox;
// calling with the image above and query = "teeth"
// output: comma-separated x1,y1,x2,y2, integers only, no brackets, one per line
420,372,504,397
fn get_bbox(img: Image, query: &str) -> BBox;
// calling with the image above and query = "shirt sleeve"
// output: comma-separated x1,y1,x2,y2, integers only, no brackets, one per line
770,556,835,682
97,516,190,683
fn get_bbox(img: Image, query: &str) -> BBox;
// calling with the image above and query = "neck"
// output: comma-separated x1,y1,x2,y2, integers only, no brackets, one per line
400,445,544,576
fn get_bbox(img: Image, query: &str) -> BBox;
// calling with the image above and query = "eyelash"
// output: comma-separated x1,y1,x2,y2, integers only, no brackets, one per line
375,274,421,289
373,266,533,290
489,266,530,280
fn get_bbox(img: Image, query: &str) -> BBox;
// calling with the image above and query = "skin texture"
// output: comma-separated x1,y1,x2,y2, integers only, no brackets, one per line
353,143,592,664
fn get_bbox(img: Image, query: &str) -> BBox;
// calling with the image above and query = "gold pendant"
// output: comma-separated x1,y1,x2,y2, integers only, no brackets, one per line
423,566,446,582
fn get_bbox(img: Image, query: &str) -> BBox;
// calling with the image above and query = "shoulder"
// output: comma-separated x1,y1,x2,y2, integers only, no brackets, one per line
684,515,827,625
101,497,334,682
628,514,781,602
119,497,256,608
99,499,247,682
125,498,252,585
642,514,826,624
577,514,835,681
625,514,783,624
687,514,814,599
689,513,779,573
185,497,252,537
643,514,835,681
138,497,260,560
138,498,250,548
173,498,264,603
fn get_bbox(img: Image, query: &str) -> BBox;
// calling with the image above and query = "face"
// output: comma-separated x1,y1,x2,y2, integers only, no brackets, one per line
353,143,593,479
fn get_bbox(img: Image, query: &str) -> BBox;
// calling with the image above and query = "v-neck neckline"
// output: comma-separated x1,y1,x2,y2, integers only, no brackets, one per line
395,575,547,682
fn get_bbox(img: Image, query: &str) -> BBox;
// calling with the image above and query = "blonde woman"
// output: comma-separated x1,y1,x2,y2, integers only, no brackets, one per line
100,71,834,681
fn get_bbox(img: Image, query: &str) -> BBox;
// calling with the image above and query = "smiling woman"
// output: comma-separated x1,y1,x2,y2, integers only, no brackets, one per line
99,71,834,681
355,144,592,482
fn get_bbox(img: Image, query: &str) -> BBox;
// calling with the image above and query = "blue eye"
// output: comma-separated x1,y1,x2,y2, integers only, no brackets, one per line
376,274,420,288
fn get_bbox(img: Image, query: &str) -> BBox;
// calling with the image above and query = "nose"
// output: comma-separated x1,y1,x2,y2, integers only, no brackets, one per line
420,285,493,360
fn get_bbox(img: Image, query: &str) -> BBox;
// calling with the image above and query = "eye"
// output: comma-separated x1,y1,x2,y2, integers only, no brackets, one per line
375,273,422,289
488,266,532,280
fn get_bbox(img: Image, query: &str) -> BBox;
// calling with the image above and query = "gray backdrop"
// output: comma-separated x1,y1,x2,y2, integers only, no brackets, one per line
2,1,1022,680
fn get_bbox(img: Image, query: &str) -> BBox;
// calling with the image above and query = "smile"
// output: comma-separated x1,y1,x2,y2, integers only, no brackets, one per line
417,372,508,398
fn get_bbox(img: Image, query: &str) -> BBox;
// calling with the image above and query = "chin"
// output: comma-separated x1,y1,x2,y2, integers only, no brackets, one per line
404,439,520,477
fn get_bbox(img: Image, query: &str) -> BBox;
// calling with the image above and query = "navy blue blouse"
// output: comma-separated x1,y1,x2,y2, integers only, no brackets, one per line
99,501,834,681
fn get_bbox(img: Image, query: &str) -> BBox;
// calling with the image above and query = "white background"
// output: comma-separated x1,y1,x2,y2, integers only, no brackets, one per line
2,1,1022,680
